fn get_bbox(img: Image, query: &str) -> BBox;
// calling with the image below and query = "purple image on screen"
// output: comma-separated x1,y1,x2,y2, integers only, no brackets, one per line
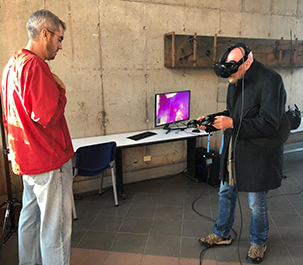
156,91,190,126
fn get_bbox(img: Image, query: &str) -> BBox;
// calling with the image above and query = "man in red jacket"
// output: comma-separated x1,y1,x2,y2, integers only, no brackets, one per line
1,9,74,264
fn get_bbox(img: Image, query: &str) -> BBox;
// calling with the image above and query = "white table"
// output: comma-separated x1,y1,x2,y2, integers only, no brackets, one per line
72,128,208,199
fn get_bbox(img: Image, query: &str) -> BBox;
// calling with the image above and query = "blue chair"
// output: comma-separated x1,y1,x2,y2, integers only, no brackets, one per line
72,142,118,219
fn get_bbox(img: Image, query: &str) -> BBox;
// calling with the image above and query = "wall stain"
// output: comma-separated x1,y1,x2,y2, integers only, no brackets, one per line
67,3,75,60
97,0,106,135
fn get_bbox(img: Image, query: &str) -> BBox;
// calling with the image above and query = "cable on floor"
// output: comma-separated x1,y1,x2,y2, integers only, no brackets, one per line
188,177,241,265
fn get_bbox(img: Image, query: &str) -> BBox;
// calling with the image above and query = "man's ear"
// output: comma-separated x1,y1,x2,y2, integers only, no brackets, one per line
40,28,48,42
244,59,252,71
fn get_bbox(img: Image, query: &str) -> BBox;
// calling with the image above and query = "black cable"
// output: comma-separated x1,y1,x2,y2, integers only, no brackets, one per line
199,247,208,265
186,47,248,265
190,179,239,265
267,187,303,199
230,47,247,265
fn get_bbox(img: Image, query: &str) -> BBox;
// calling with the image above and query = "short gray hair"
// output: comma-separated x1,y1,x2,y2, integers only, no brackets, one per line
26,9,66,40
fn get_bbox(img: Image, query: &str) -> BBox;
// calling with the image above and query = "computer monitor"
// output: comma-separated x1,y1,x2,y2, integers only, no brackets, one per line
155,90,190,130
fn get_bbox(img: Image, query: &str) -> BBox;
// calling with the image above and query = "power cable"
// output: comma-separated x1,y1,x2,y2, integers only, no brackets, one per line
230,46,247,265
193,46,248,265
190,179,239,265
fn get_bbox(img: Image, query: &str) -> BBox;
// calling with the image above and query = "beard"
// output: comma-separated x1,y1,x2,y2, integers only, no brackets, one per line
228,76,238,84
46,42,57,60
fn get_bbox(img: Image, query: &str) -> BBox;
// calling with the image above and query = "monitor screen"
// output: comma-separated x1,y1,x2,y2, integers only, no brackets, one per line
155,90,190,127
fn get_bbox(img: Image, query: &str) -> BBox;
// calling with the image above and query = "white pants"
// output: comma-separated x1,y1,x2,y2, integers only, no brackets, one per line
18,159,73,265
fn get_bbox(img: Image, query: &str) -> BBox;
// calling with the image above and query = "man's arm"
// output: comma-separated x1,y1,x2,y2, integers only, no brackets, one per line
24,61,67,128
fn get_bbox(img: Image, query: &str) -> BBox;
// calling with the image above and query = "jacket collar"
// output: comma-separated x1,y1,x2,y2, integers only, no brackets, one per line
243,60,261,83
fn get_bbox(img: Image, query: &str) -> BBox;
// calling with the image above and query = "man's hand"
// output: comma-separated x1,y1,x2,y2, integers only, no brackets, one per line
52,73,66,90
212,116,233,129
197,116,207,130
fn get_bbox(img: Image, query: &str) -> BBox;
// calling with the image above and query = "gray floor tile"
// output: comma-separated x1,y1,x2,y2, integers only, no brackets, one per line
132,193,160,205
4,148,303,265
183,204,212,221
72,214,98,229
278,227,303,247
182,220,214,238
267,200,297,213
74,198,106,216
144,234,180,257
184,195,211,208
161,185,188,196
215,242,249,263
127,203,157,218
266,226,284,246
158,194,184,207
270,212,303,228
90,216,125,231
291,201,303,215
181,237,216,259
154,205,183,220
0,232,19,265
150,219,182,236
119,217,152,234
184,186,208,196
77,231,117,250
98,201,132,217
267,188,287,202
111,233,148,253
71,228,87,247
287,246,303,265
125,181,163,195
287,192,303,203
260,244,296,265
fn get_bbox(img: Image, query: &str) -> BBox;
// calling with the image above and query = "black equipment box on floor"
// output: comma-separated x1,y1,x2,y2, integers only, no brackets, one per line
195,147,220,187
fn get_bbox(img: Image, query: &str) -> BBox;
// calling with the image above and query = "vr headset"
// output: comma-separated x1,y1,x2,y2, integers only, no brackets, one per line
213,43,251,78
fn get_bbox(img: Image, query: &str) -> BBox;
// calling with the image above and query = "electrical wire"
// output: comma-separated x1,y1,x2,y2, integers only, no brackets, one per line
192,46,248,265
189,173,239,265
267,187,303,199
183,46,249,265
229,46,247,265
191,47,249,265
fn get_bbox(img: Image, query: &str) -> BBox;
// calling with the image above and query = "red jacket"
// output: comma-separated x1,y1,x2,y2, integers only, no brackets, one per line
1,49,74,175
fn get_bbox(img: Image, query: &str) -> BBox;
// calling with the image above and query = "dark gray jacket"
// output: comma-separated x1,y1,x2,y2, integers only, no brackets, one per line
218,60,286,192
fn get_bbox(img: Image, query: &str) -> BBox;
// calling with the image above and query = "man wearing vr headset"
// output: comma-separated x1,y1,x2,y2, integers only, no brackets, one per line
197,43,287,264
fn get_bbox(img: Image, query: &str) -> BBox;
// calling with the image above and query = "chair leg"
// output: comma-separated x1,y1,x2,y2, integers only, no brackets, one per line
99,173,104,195
72,194,77,220
111,167,119,206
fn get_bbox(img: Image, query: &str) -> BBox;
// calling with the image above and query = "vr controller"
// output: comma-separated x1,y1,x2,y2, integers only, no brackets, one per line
187,114,218,133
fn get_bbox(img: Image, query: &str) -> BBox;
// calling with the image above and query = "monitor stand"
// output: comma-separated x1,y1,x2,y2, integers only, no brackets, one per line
163,123,187,134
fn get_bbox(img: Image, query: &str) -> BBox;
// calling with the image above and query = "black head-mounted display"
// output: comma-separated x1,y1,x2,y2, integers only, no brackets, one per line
213,43,251,78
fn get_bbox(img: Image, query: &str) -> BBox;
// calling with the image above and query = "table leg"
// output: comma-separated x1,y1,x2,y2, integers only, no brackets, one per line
187,138,196,178
115,148,127,199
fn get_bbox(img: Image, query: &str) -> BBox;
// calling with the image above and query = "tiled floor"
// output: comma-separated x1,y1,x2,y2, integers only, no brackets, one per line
1,144,303,265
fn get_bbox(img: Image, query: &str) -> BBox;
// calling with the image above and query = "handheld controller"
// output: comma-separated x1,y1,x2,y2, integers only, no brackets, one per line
187,114,218,133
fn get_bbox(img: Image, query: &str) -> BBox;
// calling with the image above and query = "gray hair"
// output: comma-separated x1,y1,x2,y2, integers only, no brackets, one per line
26,9,66,40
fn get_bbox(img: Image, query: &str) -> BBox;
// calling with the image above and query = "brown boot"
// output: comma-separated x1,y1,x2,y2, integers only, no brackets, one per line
246,244,267,264
198,233,232,248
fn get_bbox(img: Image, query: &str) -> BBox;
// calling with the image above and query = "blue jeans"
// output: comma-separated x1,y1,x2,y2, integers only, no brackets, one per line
18,159,73,265
213,181,269,246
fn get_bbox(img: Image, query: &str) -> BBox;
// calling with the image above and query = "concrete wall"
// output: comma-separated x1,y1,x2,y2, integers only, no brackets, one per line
0,0,303,195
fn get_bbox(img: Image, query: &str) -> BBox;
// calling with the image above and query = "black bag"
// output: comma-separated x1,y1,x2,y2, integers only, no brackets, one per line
286,104,301,130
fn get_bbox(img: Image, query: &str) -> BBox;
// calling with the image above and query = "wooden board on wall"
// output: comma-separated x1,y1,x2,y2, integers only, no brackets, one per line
164,33,303,68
